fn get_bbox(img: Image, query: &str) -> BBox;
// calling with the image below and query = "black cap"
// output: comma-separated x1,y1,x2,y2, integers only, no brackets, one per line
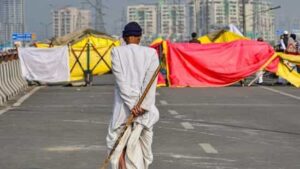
122,22,142,37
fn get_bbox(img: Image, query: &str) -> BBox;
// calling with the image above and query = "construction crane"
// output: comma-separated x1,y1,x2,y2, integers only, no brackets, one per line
85,0,106,33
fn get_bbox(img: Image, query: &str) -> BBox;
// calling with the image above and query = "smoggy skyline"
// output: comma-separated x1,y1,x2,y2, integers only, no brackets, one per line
24,0,298,39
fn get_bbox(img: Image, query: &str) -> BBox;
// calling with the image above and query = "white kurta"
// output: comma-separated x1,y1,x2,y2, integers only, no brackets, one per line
106,44,159,169
109,44,159,130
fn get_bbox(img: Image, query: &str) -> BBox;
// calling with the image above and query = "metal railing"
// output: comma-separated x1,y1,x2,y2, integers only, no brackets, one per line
0,50,28,105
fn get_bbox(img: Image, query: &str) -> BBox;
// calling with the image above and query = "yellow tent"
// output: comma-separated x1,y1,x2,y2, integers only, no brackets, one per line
35,29,120,81
199,30,247,44
275,53,300,87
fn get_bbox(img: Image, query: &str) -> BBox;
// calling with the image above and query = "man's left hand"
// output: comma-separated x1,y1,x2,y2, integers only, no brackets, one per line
131,106,145,117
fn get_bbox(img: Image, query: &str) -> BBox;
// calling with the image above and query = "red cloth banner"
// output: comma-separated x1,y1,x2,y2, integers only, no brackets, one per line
157,72,166,87
166,40,277,87
150,39,167,87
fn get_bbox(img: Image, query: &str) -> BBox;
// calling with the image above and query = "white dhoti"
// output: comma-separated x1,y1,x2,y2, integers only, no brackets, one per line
106,123,153,169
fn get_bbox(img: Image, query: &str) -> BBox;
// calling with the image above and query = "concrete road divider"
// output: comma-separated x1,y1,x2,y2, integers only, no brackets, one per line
0,50,28,106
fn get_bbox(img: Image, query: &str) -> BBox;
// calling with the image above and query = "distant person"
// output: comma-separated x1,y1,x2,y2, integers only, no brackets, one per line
277,31,289,85
287,33,299,53
257,37,264,42
189,32,201,44
277,35,285,52
280,31,289,52
256,37,264,85
294,33,300,73
287,33,300,74
290,33,297,41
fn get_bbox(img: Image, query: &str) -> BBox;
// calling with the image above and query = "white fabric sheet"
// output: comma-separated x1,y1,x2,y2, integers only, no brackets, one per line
228,24,244,36
18,46,70,83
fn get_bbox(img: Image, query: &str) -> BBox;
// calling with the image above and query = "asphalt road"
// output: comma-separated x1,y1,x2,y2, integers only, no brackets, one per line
0,74,300,169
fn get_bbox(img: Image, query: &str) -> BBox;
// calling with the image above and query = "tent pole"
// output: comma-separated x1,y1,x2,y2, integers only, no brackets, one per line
85,40,92,86
248,71,265,87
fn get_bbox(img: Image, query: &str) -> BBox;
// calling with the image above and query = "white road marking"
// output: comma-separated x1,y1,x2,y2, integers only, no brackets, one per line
159,120,171,124
181,122,194,129
13,87,42,107
168,110,179,115
199,143,218,154
260,86,300,101
44,145,106,152
37,92,113,95
1,87,42,115
62,120,108,125
23,102,299,109
160,100,168,105
157,103,298,107
155,153,234,162
157,126,242,140
0,107,12,116
175,115,186,119
23,104,113,108
156,92,160,96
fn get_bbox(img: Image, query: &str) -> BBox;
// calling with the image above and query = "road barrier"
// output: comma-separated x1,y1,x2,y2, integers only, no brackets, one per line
0,50,28,105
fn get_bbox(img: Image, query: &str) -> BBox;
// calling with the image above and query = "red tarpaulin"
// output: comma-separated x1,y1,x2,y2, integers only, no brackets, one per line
166,40,278,87
150,39,167,87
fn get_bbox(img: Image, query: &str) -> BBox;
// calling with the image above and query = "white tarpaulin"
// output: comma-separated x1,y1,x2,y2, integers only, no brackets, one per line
228,24,244,37
18,46,70,83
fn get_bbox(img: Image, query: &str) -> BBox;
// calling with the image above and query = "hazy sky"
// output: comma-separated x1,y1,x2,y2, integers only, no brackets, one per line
25,0,299,39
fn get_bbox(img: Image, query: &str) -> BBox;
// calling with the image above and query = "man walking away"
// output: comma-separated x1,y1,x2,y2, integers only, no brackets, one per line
106,22,160,169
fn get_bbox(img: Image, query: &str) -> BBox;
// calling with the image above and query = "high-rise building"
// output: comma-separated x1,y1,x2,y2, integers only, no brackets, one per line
189,0,201,34
160,4,187,41
0,0,25,44
52,7,92,37
198,0,275,41
127,2,190,42
127,5,158,43
126,0,275,42
200,0,240,34
240,0,275,41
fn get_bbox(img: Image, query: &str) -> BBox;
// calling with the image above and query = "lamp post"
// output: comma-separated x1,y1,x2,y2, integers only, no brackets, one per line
243,2,280,38
255,5,280,39
39,22,52,39
242,0,246,36
206,0,209,34
257,5,281,14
